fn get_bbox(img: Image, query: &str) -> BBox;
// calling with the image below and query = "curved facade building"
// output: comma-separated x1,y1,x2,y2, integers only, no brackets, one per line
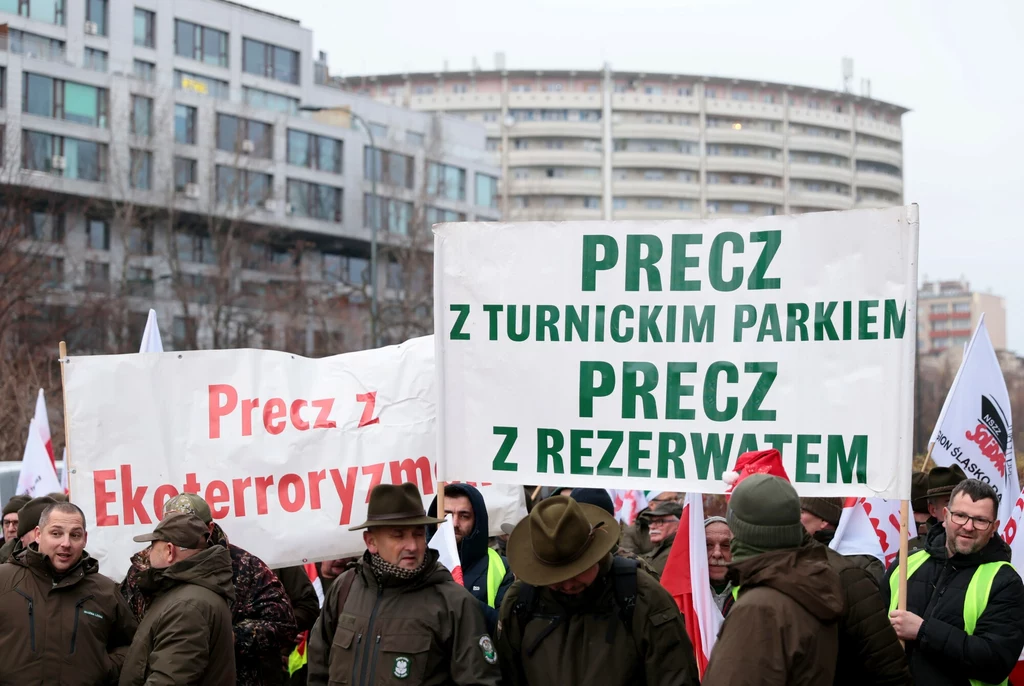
336,67,907,221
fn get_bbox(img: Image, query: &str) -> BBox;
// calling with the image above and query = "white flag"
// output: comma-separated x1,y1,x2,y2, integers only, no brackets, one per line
610,490,649,525
928,317,1018,527
33,388,54,467
60,446,68,492
830,497,902,569
139,308,164,353
17,418,62,497
428,514,463,585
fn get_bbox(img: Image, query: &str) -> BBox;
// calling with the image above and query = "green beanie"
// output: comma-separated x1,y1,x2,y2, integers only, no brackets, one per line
3,495,31,517
18,497,57,539
727,474,804,555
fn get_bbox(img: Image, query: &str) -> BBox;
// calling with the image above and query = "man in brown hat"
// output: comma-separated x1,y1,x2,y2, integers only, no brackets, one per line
638,498,683,575
497,496,699,686
118,512,235,685
307,483,501,686
908,465,966,552
801,496,885,582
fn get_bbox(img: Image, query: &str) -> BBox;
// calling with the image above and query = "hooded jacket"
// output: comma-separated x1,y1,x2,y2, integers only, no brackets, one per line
118,544,236,686
813,527,885,585
307,549,502,686
427,483,514,634
703,542,844,686
0,544,138,685
120,522,298,686
881,523,1024,686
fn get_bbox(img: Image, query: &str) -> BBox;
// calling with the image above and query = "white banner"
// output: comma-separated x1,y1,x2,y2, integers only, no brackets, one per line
830,497,902,568
64,336,527,581
435,207,919,498
928,317,1018,526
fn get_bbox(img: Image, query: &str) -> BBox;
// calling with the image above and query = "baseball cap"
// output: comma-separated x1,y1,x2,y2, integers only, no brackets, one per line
163,493,213,523
133,513,210,549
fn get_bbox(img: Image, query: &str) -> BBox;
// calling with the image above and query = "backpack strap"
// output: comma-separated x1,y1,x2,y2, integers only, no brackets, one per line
605,556,639,644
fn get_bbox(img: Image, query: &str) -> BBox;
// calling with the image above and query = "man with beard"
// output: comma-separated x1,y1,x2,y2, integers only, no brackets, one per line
427,483,513,634
703,516,734,614
883,479,1024,686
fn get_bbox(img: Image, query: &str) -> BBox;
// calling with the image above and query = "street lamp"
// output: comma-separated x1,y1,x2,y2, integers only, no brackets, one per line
300,105,380,348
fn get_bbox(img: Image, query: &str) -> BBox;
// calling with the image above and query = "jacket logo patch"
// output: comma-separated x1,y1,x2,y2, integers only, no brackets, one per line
479,635,497,664
393,656,410,679
83,610,104,620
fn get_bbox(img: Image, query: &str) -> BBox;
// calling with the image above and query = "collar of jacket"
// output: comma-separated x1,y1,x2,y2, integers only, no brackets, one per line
356,548,445,590
651,532,677,555
15,543,95,588
924,522,1012,567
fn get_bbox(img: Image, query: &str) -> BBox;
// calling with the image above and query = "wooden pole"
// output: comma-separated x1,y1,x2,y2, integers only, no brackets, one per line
437,481,446,521
531,485,543,502
920,441,936,472
897,498,910,645
58,341,72,500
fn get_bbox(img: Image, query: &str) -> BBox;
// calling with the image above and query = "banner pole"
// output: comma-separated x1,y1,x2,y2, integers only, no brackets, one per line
897,498,910,645
58,341,72,500
921,441,936,472
531,485,543,502
437,481,446,521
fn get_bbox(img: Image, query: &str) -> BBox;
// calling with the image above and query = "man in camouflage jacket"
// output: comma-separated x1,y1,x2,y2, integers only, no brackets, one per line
120,494,297,686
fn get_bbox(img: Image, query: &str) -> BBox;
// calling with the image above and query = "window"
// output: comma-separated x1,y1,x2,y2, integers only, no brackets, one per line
425,207,465,228
368,123,388,140
427,162,467,201
22,131,107,181
174,228,215,264
175,20,228,67
545,83,563,92
174,157,197,191
451,84,467,94
24,211,64,242
174,104,196,144
678,200,694,211
86,218,109,250
953,302,972,313
130,149,151,190
133,59,155,82
84,48,107,72
583,197,600,209
131,95,152,137
731,91,750,101
126,266,154,297
407,130,425,147
6,0,64,24
242,38,299,84
216,166,272,207
40,257,63,287
133,7,154,47
10,30,65,61
705,88,717,99
85,0,107,34
612,198,627,210
287,130,343,173
364,147,414,189
176,71,229,99
287,180,342,222
322,253,344,282
644,86,662,95
645,199,664,210
84,261,109,291
414,85,434,95
24,74,108,128
127,225,153,255
475,173,498,209
216,114,273,158
644,170,665,181
172,316,193,349
242,87,298,114
364,195,413,235
731,203,751,213
932,319,950,331
929,303,948,314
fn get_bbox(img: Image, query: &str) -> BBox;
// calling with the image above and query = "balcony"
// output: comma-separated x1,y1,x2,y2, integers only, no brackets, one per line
855,144,902,168
512,120,601,139
508,92,603,110
613,207,699,221
509,177,602,196
704,99,785,121
508,206,602,221
508,149,602,167
705,127,784,149
788,163,854,185
613,122,700,141
613,179,699,199
612,93,699,114
855,170,903,195
787,134,851,157
410,92,502,111
855,197,896,210
856,117,902,143
788,108,853,130
706,184,785,205
705,156,783,176
788,190,854,211
613,151,700,171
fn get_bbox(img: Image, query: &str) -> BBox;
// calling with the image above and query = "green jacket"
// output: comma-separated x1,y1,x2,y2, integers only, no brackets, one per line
118,545,236,686
497,554,699,686
642,533,676,576
0,545,138,685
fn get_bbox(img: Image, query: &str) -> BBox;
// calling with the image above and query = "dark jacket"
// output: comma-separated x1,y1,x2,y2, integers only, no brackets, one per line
428,483,514,634
0,537,16,564
497,554,700,686
703,543,844,686
0,544,138,685
812,539,911,686
881,524,1024,686
620,520,654,555
120,523,298,686
274,565,320,633
307,549,502,686
118,545,236,686
642,532,675,575
813,527,885,585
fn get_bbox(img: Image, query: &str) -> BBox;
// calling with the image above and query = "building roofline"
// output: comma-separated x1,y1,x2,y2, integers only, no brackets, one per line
211,0,301,25
337,68,910,114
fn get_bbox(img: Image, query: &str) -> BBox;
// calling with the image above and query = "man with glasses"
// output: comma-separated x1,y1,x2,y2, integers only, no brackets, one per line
639,499,683,575
1,495,29,543
882,479,1024,686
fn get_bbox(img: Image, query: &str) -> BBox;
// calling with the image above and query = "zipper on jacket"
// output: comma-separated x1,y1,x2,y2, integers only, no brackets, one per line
15,590,35,652
356,585,384,686
70,596,94,654
351,633,362,685
365,634,382,686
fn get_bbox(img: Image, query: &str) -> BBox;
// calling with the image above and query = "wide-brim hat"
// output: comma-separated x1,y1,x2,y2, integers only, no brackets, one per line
506,496,620,586
913,465,966,502
349,483,445,531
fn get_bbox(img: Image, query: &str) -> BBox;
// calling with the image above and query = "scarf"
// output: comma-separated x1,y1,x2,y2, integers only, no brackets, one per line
368,552,430,585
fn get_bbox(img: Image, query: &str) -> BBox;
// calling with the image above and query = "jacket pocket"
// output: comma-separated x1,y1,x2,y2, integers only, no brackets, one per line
70,595,95,654
328,626,357,685
14,589,35,652
375,633,431,684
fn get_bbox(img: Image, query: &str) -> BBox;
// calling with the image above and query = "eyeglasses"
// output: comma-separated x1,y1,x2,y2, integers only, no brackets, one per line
949,511,994,530
2,518,16,528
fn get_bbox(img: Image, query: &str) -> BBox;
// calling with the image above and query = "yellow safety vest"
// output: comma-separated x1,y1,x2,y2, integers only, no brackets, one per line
486,548,507,608
889,550,1012,686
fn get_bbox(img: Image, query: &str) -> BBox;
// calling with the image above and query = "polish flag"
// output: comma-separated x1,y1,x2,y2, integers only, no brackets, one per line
610,490,649,525
17,417,62,497
829,497,902,569
429,514,463,585
60,447,69,493
33,389,54,469
661,493,723,677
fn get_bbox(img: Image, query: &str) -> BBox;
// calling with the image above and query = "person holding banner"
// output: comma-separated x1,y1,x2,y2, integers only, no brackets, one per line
0,501,138,685
497,496,699,686
883,479,1024,686
307,483,501,686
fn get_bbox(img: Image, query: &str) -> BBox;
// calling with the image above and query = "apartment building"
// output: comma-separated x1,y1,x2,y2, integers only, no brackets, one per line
918,280,1007,354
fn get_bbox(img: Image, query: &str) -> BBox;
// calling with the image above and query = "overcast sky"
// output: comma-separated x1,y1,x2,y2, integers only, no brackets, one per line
248,0,1023,352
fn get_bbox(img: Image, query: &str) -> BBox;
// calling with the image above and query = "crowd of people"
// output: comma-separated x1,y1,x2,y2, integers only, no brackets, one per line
0,463,1022,685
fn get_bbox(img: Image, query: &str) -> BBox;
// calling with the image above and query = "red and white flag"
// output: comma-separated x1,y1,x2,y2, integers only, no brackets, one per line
829,497,902,569
610,489,649,525
661,493,723,677
428,514,463,585
33,388,54,469
17,417,62,497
